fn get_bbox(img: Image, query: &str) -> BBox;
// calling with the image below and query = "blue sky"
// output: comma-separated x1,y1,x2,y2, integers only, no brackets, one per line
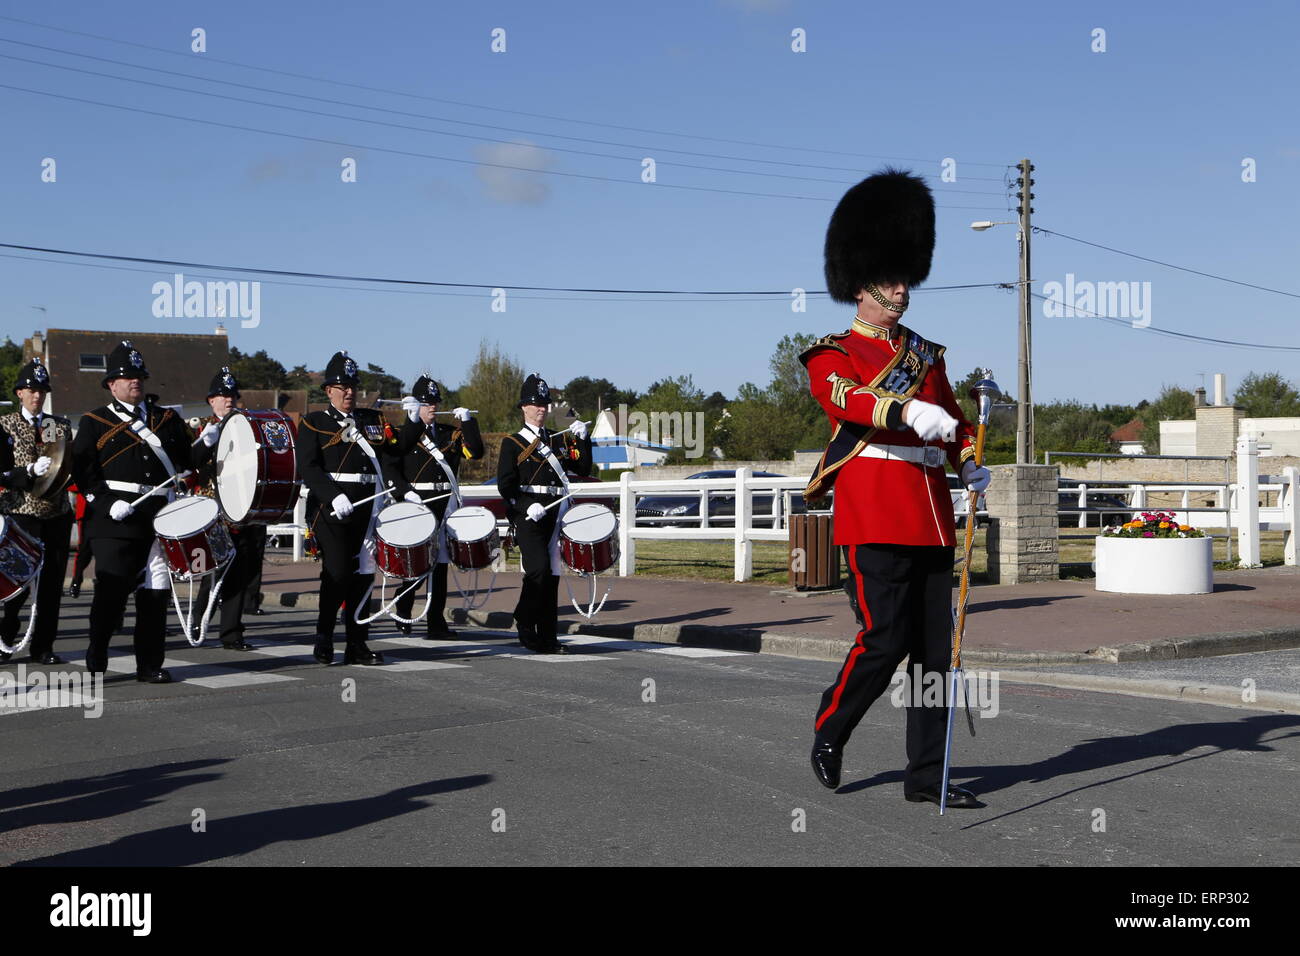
1,0,1297,407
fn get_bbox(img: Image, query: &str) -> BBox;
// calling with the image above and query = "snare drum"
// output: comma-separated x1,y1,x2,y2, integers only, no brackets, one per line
373,503,437,580
154,496,235,580
0,516,44,604
444,506,500,571
215,409,300,524
559,503,619,575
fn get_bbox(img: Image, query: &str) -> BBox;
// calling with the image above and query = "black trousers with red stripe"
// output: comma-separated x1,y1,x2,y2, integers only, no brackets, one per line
814,543,954,793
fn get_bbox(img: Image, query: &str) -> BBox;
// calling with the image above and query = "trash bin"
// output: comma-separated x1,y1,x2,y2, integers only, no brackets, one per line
789,513,839,590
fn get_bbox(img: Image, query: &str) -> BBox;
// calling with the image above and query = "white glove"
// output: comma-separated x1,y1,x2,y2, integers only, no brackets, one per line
331,493,354,518
404,490,424,505
29,456,52,477
109,499,134,521
401,395,421,423
961,460,991,493
903,399,958,443
568,420,588,439
526,502,547,522
200,422,220,447
453,407,471,422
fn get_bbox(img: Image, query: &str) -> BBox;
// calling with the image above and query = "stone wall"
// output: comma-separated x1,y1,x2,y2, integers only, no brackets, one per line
985,464,1059,584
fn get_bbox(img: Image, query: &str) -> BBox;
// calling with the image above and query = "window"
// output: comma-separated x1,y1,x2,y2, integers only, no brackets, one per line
79,354,107,372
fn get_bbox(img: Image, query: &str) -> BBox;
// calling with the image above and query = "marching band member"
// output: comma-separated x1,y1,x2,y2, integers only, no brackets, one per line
495,374,592,653
391,375,484,638
71,341,194,683
0,358,74,665
193,367,265,651
296,350,402,665
803,169,990,808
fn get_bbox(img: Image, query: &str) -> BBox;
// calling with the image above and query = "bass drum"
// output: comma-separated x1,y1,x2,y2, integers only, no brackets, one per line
216,409,300,524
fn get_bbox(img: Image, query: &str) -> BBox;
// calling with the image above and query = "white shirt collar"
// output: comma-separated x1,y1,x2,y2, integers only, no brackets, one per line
20,407,41,425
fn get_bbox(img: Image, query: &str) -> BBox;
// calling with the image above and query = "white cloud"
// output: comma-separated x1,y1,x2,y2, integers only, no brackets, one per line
473,141,555,204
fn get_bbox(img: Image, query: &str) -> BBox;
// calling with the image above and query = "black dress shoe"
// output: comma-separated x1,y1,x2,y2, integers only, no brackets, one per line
905,784,982,809
534,641,568,655
342,645,383,665
313,638,334,665
517,629,540,651
69,580,82,598
252,607,265,616
395,621,412,635
221,640,254,651
136,669,173,684
810,738,842,790
29,652,65,665
425,625,458,640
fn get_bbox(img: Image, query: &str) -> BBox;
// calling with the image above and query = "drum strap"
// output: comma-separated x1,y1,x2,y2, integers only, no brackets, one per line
516,427,571,495
108,405,179,483
419,434,462,508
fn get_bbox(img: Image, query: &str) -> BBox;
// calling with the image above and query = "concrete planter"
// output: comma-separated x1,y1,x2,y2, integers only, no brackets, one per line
1094,535,1214,594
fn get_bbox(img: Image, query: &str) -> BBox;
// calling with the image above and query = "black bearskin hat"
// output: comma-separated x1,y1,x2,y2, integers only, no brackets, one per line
824,168,935,304
207,366,240,399
323,350,361,387
517,373,551,408
412,374,442,405
13,357,51,393
102,340,149,388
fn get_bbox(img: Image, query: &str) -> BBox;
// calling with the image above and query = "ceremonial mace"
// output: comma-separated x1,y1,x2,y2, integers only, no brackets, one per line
939,373,999,815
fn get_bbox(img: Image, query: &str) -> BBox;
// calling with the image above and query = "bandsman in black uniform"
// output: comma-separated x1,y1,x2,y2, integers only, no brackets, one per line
71,341,194,683
390,375,484,637
296,351,402,665
0,358,74,665
193,367,265,651
496,374,592,653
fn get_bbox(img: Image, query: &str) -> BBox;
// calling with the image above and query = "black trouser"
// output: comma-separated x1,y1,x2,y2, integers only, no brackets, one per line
86,536,168,674
394,561,450,633
71,523,92,584
196,523,266,644
512,512,559,644
1,511,74,658
312,510,375,646
814,543,954,794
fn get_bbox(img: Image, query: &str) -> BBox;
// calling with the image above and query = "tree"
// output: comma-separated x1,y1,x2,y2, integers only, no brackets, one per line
456,340,525,432
227,346,288,390
1233,372,1300,417
359,362,404,399
284,364,325,403
561,376,629,417
1137,385,1196,442
0,337,24,400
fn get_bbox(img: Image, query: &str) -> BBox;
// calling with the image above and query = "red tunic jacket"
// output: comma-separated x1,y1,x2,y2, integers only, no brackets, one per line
803,317,976,547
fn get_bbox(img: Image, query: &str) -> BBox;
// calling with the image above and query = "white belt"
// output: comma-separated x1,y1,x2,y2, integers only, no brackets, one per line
858,443,946,469
331,472,375,484
411,481,451,491
104,480,167,496
522,484,565,495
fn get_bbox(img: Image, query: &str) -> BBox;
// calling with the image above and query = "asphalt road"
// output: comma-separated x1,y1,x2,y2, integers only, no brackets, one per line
2,600,1297,866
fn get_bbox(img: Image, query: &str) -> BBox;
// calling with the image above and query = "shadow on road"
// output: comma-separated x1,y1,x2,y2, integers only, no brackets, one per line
14,774,492,866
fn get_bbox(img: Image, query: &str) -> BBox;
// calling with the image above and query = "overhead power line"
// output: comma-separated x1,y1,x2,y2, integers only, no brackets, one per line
1035,227,1300,299
0,14,1012,169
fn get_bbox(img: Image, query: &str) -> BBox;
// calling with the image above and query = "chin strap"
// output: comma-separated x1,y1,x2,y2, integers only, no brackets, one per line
864,282,908,314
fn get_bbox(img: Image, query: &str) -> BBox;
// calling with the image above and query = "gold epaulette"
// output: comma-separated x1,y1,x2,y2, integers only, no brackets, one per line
798,330,852,365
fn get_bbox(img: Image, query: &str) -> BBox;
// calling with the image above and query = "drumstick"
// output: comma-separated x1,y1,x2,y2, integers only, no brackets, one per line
418,492,453,505
373,400,480,415
127,470,193,509
330,486,393,519
541,493,574,513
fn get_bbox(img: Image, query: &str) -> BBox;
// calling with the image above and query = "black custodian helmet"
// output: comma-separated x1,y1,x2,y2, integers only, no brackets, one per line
207,366,240,399
517,373,551,408
412,374,442,405
323,350,361,387
824,168,936,304
102,340,149,388
13,357,52,393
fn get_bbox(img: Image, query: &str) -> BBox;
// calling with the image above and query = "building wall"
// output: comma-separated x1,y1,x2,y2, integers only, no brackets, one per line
1195,405,1244,457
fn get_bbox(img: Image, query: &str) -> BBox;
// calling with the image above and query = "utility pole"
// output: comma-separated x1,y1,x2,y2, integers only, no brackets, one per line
1015,158,1035,464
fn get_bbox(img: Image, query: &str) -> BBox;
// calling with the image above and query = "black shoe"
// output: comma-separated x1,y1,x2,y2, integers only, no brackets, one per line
517,628,540,651
342,645,383,665
534,641,567,655
313,637,334,666
810,738,842,790
69,580,82,598
136,669,173,684
29,652,64,665
425,624,458,640
252,607,265,616
221,640,254,651
395,621,412,635
905,784,982,809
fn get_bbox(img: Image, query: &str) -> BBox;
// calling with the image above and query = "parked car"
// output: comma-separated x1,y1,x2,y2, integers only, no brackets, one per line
635,470,807,526
1057,479,1134,527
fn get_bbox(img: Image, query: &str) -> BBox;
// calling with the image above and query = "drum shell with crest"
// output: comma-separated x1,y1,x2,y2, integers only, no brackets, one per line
0,516,44,604
153,496,235,580
215,409,301,524
373,502,438,580
559,503,619,575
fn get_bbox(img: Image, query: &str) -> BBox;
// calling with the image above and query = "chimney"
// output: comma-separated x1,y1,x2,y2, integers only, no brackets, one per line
214,322,227,336
1194,386,1207,408
1213,373,1227,406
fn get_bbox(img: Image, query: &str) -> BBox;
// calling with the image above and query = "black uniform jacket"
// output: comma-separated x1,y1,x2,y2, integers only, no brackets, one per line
295,407,403,525
496,425,593,524
71,399,195,541
391,416,484,509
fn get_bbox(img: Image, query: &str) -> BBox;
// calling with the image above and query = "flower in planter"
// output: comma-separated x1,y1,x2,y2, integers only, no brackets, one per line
1103,509,1206,539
